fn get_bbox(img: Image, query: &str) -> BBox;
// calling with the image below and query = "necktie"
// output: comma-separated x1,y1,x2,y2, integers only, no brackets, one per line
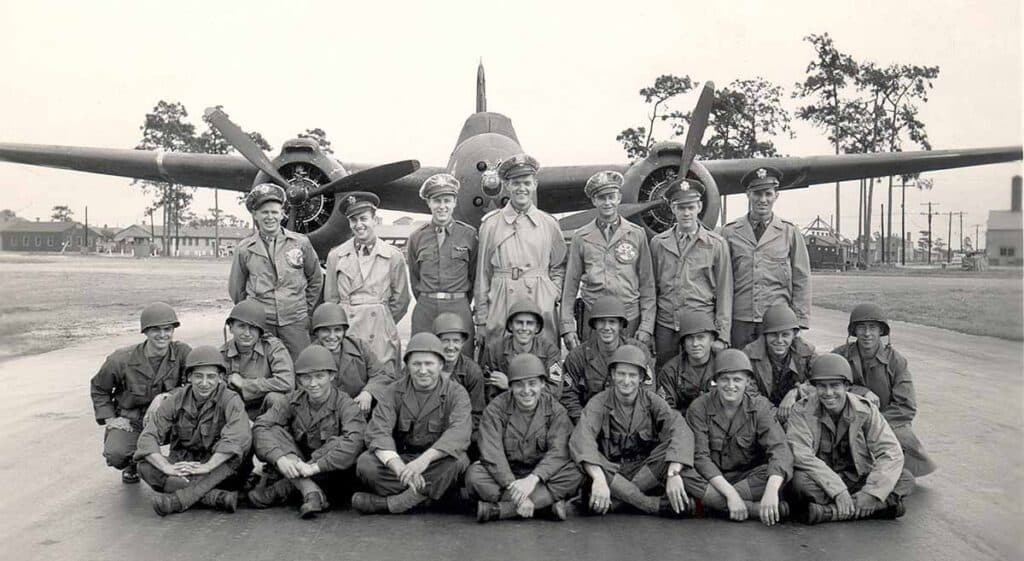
754,221,766,241
436,225,447,248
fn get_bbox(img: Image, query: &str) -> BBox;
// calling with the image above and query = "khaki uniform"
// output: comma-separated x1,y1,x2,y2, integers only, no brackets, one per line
656,353,716,416
474,204,567,348
220,336,295,420
832,343,935,476
650,225,732,366
743,336,815,412
407,220,477,354
479,334,563,400
444,355,487,448
329,336,397,403
561,336,653,424
90,340,191,469
466,392,582,502
787,392,914,505
559,218,656,340
228,229,323,359
324,239,411,374
721,215,811,348
683,390,793,500
357,375,472,500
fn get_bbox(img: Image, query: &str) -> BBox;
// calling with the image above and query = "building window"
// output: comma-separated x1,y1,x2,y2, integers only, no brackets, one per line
47,237,54,247
9,236,16,248
22,235,29,245
34,236,41,247
1000,247,1016,257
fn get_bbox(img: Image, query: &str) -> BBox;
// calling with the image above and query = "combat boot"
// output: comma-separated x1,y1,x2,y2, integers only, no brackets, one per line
805,503,840,525
741,500,791,521
351,492,390,514
298,492,329,519
861,495,906,520
549,499,568,521
476,501,516,523
657,496,695,518
247,479,294,509
200,490,238,513
121,464,140,484
151,493,184,517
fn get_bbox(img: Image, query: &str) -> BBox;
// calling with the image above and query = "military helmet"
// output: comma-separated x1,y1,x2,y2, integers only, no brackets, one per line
295,345,338,375
433,313,469,339
140,302,180,333
675,310,717,341
505,300,544,333
762,304,800,334
403,332,446,364
808,354,854,384
714,349,753,378
587,296,628,329
847,303,890,336
608,344,648,374
507,353,547,384
226,300,267,333
311,302,349,331
184,345,226,374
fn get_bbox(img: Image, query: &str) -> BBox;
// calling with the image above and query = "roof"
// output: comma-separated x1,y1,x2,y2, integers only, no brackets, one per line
0,220,106,238
987,210,1022,231
377,220,428,239
113,224,255,241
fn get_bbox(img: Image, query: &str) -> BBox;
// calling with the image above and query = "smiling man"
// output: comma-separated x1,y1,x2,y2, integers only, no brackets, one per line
742,304,816,424
220,300,295,421
479,300,564,401
433,313,487,455
657,310,720,416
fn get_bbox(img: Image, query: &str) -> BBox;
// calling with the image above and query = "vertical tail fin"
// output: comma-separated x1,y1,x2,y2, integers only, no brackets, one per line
476,59,487,113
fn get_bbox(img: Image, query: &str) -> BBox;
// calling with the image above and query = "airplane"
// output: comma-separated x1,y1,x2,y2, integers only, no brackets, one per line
0,62,1020,259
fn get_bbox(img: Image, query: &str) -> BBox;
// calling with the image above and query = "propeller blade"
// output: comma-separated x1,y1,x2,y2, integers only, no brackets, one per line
288,204,299,230
203,107,291,190
558,201,663,231
678,81,715,179
305,160,420,200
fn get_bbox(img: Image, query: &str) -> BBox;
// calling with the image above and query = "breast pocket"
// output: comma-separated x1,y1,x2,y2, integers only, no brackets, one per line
122,384,152,409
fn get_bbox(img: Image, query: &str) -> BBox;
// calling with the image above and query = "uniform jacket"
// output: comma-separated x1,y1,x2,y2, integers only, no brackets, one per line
446,354,487,443
686,390,793,482
365,374,472,458
650,224,733,343
228,229,323,327
329,335,397,402
407,220,477,298
559,218,656,337
721,214,810,325
480,333,564,399
569,388,694,473
479,391,575,488
561,335,652,423
220,336,295,415
253,387,366,472
744,336,816,406
831,343,916,427
90,340,191,424
474,203,567,347
786,392,905,502
656,353,716,415
134,383,251,465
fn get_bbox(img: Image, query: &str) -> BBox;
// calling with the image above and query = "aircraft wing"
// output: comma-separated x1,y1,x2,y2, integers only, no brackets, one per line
338,163,448,213
537,165,629,213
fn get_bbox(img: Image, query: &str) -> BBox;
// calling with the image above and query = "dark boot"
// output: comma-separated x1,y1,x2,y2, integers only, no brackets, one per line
151,492,184,517
550,500,568,521
386,488,429,514
862,495,905,520
200,490,238,513
477,500,517,523
298,492,329,519
121,463,140,484
351,492,390,514
657,496,694,518
805,503,839,525
247,479,294,509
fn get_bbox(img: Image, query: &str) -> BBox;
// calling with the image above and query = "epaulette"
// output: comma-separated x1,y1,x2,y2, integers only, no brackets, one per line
453,219,477,232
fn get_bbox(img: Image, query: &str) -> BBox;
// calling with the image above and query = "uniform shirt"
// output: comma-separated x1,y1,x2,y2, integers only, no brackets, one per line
444,355,487,444
478,391,575,487
817,407,856,480
559,218,656,337
407,220,477,298
743,336,816,407
656,353,716,415
569,388,694,472
220,336,295,418
90,340,192,423
328,335,397,402
134,383,251,465
721,214,811,325
479,333,564,399
253,386,366,472
229,228,323,327
365,374,472,459
561,336,653,423
650,224,733,343
686,390,793,482
832,343,916,427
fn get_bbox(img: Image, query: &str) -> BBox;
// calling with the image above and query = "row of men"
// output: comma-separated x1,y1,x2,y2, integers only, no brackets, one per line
227,152,809,376
90,296,933,523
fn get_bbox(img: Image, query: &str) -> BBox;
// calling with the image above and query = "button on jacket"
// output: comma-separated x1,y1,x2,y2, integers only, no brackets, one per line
407,220,477,298
365,375,472,459
229,229,323,327
90,341,192,423
478,391,575,487
220,336,295,417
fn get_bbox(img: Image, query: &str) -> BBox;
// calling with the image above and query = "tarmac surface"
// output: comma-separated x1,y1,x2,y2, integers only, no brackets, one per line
1,304,1021,561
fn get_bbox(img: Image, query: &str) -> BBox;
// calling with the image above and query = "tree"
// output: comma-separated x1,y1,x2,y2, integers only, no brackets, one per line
703,77,793,160
50,205,74,222
0,209,20,224
297,128,334,154
616,75,696,161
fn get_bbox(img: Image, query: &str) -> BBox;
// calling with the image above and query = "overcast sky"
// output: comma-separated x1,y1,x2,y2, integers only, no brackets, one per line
1,0,1020,244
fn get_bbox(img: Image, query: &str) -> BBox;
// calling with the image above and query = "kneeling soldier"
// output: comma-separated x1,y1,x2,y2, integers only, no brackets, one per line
684,349,793,525
570,345,696,517
434,313,487,451
352,333,472,514
91,302,191,484
787,354,913,524
135,346,252,516
311,302,396,414
250,345,366,518
221,300,295,420
742,304,815,424
479,299,563,400
468,354,582,522
656,310,719,416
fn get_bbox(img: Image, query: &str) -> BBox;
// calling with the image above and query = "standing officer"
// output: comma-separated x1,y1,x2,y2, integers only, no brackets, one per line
656,310,719,416
474,154,567,349
560,170,655,348
229,183,323,360
742,304,816,424
651,178,732,368
220,300,295,420
407,173,478,354
324,192,411,373
90,302,191,484
721,167,811,349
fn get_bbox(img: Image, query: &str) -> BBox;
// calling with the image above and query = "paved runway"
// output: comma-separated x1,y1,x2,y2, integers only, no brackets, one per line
1,305,1020,561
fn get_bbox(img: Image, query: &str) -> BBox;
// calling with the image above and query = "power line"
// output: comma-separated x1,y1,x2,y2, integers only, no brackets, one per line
920,202,940,264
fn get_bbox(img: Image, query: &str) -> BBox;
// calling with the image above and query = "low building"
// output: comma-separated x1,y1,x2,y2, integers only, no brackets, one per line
802,216,853,270
986,176,1023,266
112,224,255,257
0,220,107,252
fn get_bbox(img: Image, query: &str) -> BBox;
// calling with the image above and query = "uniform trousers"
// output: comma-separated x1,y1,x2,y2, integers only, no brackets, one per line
138,461,243,509
654,324,680,369
730,320,762,351
266,320,311,361
682,464,771,501
464,461,582,502
789,468,916,505
356,450,469,501
103,422,142,469
410,296,474,357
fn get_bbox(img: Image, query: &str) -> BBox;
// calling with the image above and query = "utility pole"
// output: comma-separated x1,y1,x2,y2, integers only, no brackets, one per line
84,205,89,252
951,211,967,252
896,177,910,265
920,202,940,264
721,195,728,227
945,211,953,263
214,188,221,259
881,203,885,265
972,224,984,252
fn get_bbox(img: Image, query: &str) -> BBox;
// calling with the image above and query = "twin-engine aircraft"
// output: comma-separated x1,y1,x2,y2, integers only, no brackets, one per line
0,63,1020,259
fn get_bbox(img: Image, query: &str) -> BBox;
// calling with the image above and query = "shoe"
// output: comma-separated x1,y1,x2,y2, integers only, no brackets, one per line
351,492,389,514
299,492,329,519
805,503,836,525
200,490,238,513
121,465,140,484
247,479,293,509
657,496,692,518
477,501,499,523
550,499,568,521
151,493,183,517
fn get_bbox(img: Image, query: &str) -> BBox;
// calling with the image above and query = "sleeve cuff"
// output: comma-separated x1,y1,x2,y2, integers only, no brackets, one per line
375,449,400,465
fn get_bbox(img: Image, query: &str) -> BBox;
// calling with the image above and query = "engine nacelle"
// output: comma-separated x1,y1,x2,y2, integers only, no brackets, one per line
620,141,720,235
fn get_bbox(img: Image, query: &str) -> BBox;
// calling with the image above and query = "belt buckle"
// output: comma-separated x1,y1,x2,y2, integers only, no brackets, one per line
512,267,522,280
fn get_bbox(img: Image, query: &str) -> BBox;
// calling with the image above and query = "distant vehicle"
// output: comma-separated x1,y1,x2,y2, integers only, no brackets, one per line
962,251,989,271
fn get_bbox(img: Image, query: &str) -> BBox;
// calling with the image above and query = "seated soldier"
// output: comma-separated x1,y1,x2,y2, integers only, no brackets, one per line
90,302,191,484
832,303,936,477
467,354,582,522
250,345,366,518
742,304,815,423
561,296,653,424
135,346,252,516
310,302,397,414
656,310,718,415
684,349,793,525
433,313,487,453
570,345,696,517
787,354,914,524
479,299,563,400
352,333,472,514
220,300,295,420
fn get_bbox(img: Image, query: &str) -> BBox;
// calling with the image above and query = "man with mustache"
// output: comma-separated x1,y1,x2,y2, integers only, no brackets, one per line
742,304,816,424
